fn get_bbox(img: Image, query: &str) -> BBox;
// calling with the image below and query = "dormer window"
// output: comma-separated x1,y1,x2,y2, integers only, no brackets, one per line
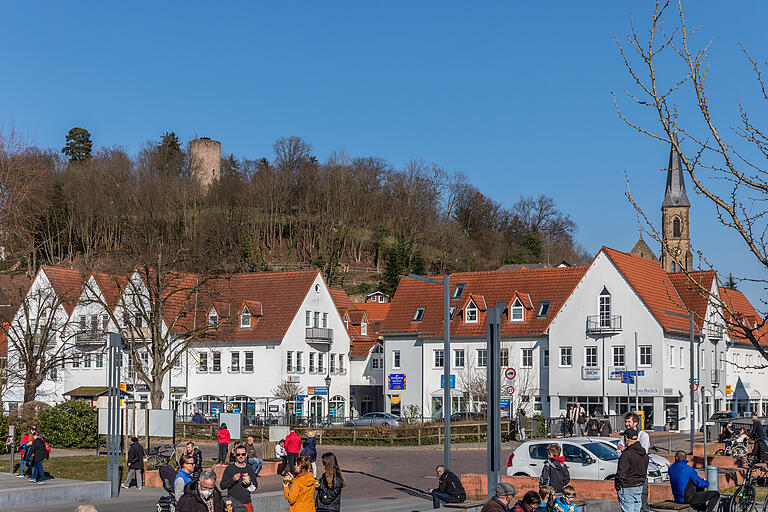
361,318,368,336
413,307,425,322
510,299,524,322
452,283,466,299
344,314,349,329
465,300,478,323
537,301,551,318
240,307,251,328
208,309,218,327
450,306,456,319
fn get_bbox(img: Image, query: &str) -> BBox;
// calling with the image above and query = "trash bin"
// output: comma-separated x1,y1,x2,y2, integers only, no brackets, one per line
707,465,719,492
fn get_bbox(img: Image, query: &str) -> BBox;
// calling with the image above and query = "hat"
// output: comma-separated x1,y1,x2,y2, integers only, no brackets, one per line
307,430,316,437
624,428,639,440
131,437,139,443
496,482,517,497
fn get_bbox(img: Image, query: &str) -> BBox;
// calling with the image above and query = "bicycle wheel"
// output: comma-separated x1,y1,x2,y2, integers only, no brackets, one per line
715,449,726,455
144,455,163,471
762,493,768,512
730,483,756,512
733,446,747,459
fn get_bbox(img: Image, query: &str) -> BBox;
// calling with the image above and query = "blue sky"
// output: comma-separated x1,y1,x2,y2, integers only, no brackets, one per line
2,2,766,305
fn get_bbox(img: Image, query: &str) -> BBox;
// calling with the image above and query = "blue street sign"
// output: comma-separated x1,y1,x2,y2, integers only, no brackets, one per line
621,375,635,384
500,399,510,410
689,378,700,384
440,375,456,388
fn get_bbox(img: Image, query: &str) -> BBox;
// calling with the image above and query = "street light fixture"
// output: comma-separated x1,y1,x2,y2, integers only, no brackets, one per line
325,373,331,390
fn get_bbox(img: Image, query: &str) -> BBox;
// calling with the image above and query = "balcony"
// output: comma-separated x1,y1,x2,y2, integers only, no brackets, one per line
306,327,333,344
707,325,724,340
76,330,105,345
586,315,622,334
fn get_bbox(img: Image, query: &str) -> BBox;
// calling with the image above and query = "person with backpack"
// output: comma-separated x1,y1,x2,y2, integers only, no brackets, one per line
16,427,35,478
28,432,49,484
122,436,145,490
585,413,601,437
599,416,613,437
539,444,570,494
316,452,345,512
218,423,231,464
302,430,318,477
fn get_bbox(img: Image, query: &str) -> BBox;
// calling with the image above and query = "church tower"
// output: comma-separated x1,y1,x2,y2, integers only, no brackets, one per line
660,134,693,272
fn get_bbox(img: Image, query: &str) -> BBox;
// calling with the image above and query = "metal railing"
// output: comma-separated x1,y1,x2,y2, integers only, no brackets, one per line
76,330,105,344
586,315,622,333
707,325,724,339
305,327,333,343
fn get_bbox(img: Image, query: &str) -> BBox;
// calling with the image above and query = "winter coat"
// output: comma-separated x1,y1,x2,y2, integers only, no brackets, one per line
244,442,258,459
29,437,47,462
668,459,709,504
539,457,570,494
283,471,317,512
750,420,767,442
315,470,343,512
599,419,612,437
585,419,600,436
302,437,317,462
481,497,510,512
176,480,225,512
221,463,258,505
615,441,649,491
285,431,302,454
127,441,145,469
190,447,203,479
19,434,30,459
218,427,231,444
554,497,579,512
437,470,466,501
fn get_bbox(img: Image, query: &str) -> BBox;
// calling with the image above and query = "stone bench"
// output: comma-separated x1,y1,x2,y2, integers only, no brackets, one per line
444,500,487,511
650,500,692,510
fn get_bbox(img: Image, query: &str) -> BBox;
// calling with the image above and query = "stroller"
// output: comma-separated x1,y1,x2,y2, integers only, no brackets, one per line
157,464,177,512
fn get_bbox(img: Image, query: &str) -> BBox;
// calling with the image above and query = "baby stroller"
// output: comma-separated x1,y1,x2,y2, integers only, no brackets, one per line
157,464,176,512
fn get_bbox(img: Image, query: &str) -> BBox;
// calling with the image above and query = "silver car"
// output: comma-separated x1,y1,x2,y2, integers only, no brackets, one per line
344,412,403,427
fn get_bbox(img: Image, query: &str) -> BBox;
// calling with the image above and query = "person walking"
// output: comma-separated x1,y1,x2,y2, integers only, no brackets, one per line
315,452,344,512
121,437,145,490
516,408,527,441
28,432,48,484
539,444,570,494
575,406,587,436
668,451,720,512
16,428,35,478
174,454,196,501
512,491,542,512
481,482,517,512
617,413,651,512
599,415,613,437
183,441,204,480
566,406,577,437
244,436,263,476
176,468,226,512
285,427,302,477
429,465,466,509
283,455,316,512
615,428,649,512
303,431,318,477
218,423,231,464
221,445,258,512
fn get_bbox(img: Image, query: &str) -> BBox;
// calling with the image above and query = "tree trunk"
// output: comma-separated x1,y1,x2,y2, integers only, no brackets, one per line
149,380,165,409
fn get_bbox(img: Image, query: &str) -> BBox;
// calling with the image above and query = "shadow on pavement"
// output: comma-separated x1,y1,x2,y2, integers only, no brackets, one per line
344,469,431,500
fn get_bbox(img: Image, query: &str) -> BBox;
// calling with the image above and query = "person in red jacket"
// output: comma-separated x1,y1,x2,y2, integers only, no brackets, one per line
16,428,35,477
217,423,231,464
284,427,301,476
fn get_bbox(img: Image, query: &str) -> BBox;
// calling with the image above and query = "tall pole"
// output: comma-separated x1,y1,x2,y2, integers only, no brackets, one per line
486,303,503,499
634,333,639,415
689,312,695,454
443,275,451,469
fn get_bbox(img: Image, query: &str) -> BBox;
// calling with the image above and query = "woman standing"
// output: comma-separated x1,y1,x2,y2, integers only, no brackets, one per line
217,423,231,464
315,452,344,512
283,455,316,512
303,431,318,477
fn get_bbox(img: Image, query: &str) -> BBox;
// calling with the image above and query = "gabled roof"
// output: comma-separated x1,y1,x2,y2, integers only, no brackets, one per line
668,271,717,325
381,266,587,338
719,287,767,344
241,300,263,317
91,273,129,312
329,288,377,355
346,310,367,325
40,266,83,315
463,293,487,311
0,274,31,322
356,302,390,324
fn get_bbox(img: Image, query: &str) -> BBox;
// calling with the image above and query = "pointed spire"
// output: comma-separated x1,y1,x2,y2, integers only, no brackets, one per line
662,131,690,208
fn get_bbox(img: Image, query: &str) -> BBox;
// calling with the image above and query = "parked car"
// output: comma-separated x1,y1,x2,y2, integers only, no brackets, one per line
344,412,403,427
506,438,665,483
450,412,486,422
592,437,670,481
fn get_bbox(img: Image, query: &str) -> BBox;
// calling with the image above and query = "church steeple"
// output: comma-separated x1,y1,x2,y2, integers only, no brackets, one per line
660,133,693,272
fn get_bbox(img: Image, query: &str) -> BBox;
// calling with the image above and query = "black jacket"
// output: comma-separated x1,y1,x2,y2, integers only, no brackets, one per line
220,463,258,504
190,447,203,479
30,437,47,462
539,458,570,493
176,480,226,512
127,441,145,469
750,420,767,442
315,470,344,512
585,418,601,436
615,441,649,490
437,471,466,501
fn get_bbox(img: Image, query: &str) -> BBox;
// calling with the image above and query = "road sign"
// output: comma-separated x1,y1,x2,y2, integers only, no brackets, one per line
504,368,517,380
441,374,456,388
690,383,699,391
689,378,700,384
504,385,515,395
500,399,510,409
621,375,635,384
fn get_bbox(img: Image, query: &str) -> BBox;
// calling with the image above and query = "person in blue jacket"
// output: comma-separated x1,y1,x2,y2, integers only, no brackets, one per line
303,430,318,477
668,451,719,512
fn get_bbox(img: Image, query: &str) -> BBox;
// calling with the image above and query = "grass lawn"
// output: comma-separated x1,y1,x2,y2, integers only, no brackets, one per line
722,486,768,502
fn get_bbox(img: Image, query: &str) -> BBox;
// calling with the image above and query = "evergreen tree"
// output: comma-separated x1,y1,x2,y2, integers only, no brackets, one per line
61,127,93,161
380,232,414,295
156,131,184,175
725,273,738,290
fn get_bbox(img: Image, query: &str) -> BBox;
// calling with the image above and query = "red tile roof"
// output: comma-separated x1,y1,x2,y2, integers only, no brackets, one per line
91,273,129,311
40,266,84,315
380,266,587,338
719,287,767,344
329,288,378,356
0,322,7,357
667,271,717,326
355,302,390,324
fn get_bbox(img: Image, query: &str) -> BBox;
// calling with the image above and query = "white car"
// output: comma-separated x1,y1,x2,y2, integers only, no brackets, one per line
506,438,667,483
592,437,670,481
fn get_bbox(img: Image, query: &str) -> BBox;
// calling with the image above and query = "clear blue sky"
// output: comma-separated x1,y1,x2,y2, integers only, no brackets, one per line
2,2,766,306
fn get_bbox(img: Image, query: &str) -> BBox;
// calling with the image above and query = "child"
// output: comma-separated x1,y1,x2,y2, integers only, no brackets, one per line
538,485,555,512
554,485,578,512
275,439,288,475
539,444,570,494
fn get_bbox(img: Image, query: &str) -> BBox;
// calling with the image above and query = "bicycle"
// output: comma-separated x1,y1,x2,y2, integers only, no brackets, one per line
144,442,181,470
729,454,767,512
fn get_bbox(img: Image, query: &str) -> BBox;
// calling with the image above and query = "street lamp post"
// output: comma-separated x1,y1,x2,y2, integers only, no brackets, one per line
665,309,696,454
407,273,451,470
325,373,332,424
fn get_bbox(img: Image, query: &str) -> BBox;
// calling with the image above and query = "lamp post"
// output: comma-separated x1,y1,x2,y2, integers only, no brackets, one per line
407,273,451,470
665,309,696,454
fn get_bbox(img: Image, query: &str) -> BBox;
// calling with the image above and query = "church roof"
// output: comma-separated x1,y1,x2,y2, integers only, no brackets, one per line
629,235,659,263
662,133,691,208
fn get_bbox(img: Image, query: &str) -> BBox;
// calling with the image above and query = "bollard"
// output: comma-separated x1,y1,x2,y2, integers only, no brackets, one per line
707,465,719,492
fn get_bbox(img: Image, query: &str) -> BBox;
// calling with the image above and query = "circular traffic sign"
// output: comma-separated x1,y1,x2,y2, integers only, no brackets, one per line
504,368,517,380
690,383,699,391
505,385,515,395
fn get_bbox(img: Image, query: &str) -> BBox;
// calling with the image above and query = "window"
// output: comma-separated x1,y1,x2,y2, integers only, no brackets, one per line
613,346,626,367
680,347,685,369
309,353,316,373
240,308,251,328
296,351,304,372
449,306,456,319
452,283,466,299
72,353,81,368
231,351,240,372
242,351,253,372
209,351,220,372
123,312,131,327
477,349,487,367
534,396,542,412
537,301,551,317
84,353,92,368
413,308,425,322
702,349,706,370
465,302,478,323
96,353,104,368
543,349,549,368
668,345,675,367
322,312,328,328
208,309,218,327
673,217,681,238
563,444,591,464
318,353,325,373
639,345,652,366
522,348,533,368
500,347,509,367
599,287,611,328
174,353,182,368
199,352,208,372
361,319,368,336
372,354,382,369
313,312,320,328
102,314,109,329
454,349,464,368
287,351,294,372
529,444,549,460
306,310,311,327
338,354,344,373
135,313,143,328
79,315,86,329
330,354,336,373
90,314,98,331
560,346,572,367
393,350,401,369
510,299,524,322
585,346,598,367
434,349,444,368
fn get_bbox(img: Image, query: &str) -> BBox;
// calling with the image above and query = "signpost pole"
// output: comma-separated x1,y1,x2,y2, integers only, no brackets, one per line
486,303,504,499
443,275,451,470
634,332,640,415
689,312,695,454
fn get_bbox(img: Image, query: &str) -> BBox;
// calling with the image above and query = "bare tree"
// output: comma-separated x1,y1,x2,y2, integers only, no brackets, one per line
615,0,768,362
272,380,304,418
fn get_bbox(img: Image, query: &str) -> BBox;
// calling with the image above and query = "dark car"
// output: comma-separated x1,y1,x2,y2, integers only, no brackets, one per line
450,412,486,422
344,412,403,427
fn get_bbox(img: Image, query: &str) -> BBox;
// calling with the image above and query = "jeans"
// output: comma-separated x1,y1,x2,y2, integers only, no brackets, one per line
218,443,228,463
31,460,45,482
617,485,643,512
19,459,27,476
641,478,651,512
247,458,263,476
123,468,143,488
432,491,463,509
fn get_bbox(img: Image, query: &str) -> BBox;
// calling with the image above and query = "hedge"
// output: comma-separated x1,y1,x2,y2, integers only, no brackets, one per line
38,399,97,448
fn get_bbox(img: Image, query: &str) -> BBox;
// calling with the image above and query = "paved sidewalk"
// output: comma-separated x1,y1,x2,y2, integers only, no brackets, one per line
0,472,110,510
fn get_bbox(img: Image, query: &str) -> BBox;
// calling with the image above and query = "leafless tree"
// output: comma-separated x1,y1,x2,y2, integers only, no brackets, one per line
272,379,304,417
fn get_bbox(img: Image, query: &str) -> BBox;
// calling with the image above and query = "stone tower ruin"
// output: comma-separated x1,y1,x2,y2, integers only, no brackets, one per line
189,137,221,189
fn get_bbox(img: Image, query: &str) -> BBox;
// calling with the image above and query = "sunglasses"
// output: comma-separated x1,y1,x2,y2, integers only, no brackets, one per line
236,453,247,457
565,496,576,500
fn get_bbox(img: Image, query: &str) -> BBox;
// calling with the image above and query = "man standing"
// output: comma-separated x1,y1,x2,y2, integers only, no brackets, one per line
244,437,263,476
176,468,226,512
481,482,517,512
749,414,768,461
570,403,586,436
618,413,651,512
184,441,204,481
615,428,649,512
284,427,302,475
121,437,145,490
221,445,258,512
668,451,720,512
429,465,466,509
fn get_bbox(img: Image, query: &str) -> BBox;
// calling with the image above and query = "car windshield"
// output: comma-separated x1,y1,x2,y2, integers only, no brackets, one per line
583,442,619,460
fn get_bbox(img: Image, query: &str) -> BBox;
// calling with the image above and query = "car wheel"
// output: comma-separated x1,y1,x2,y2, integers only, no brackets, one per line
513,472,529,477
605,475,616,480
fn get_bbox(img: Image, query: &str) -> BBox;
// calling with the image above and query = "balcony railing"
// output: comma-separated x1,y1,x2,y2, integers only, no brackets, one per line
306,327,333,344
707,325,724,339
76,330,105,344
586,315,622,333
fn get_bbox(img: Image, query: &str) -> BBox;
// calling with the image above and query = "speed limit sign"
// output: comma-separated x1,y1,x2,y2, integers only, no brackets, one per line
504,367,516,380
505,385,515,395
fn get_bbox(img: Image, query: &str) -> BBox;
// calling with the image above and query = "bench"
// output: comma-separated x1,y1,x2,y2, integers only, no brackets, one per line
650,501,692,511
444,500,487,511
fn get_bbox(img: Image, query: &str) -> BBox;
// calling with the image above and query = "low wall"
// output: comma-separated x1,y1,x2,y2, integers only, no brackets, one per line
144,461,280,488
693,444,725,457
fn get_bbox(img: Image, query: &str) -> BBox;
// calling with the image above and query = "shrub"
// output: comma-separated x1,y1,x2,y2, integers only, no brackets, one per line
532,413,547,438
39,399,97,448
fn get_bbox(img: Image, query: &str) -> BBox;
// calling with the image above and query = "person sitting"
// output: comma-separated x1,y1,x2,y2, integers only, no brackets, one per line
482,482,517,512
512,490,542,512
554,485,579,512
668,451,720,512
429,465,466,509
244,436,263,476
538,485,555,512
719,421,734,443
275,439,288,475
539,444,570,494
